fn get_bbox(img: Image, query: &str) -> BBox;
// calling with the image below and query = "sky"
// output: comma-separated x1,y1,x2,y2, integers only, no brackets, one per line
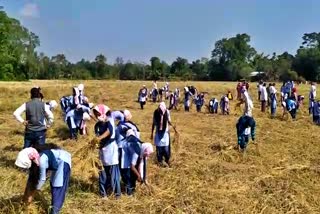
2,0,320,64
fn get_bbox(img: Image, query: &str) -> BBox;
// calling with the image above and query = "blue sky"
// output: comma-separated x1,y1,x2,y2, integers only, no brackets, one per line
2,0,320,64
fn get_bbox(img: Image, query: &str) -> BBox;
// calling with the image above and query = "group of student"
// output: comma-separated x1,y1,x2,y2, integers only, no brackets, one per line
12,85,178,213
256,80,319,123
60,84,93,140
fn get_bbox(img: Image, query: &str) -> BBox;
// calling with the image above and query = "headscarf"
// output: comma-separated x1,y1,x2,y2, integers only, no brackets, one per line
158,102,167,131
141,143,154,158
93,104,110,122
15,148,40,169
78,84,84,92
73,87,80,105
124,109,132,121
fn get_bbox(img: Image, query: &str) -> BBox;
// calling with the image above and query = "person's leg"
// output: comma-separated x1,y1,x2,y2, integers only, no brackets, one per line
50,163,70,214
23,132,33,148
66,117,77,139
110,165,121,198
156,146,164,165
163,145,171,166
36,130,46,145
99,169,107,197
130,168,138,194
290,109,297,119
122,168,133,195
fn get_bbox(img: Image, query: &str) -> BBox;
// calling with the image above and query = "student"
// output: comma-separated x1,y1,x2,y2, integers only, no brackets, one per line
195,93,205,112
220,95,230,115
168,93,176,110
15,144,71,214
65,98,91,140
258,81,263,101
128,141,153,195
237,88,254,117
13,87,54,148
151,88,159,103
285,98,297,120
270,91,277,118
309,83,317,114
237,82,242,100
209,98,219,114
184,87,192,112
236,115,256,152
260,83,268,112
116,110,140,180
121,130,153,195
312,101,320,125
138,85,148,110
150,102,176,167
227,90,233,101
93,105,121,199
266,83,272,106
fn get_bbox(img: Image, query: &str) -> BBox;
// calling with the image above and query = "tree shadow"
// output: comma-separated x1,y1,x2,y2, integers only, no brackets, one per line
53,126,70,140
0,155,17,168
9,129,24,136
3,144,21,152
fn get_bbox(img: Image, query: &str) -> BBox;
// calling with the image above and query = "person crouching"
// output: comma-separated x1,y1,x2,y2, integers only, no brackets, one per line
236,115,256,152
15,144,71,214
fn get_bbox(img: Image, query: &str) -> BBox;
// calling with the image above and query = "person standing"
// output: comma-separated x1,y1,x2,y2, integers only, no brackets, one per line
138,85,148,110
150,102,176,167
309,83,317,114
13,87,54,148
260,83,268,112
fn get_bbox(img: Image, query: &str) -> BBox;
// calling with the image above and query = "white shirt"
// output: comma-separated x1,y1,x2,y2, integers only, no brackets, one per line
269,86,277,94
13,103,54,125
243,91,253,117
260,87,268,101
258,84,263,92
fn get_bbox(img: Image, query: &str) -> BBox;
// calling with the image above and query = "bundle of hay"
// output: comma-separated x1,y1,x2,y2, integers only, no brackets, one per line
72,138,101,182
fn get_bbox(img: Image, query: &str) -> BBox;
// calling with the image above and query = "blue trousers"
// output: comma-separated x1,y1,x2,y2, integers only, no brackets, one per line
271,107,276,117
99,165,121,198
238,135,249,149
156,146,171,164
289,109,297,119
24,130,46,148
50,162,70,214
121,168,134,195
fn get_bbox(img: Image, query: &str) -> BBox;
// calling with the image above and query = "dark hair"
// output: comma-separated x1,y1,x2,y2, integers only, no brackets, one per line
28,143,61,190
263,83,266,87
30,88,41,99
106,110,112,117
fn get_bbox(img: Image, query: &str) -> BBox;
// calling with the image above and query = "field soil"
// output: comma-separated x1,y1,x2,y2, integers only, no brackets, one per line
0,80,319,214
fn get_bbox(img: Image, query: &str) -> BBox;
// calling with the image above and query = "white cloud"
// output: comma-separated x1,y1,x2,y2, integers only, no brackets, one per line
19,3,39,18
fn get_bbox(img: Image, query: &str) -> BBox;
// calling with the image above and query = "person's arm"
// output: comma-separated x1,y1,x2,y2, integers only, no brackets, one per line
13,103,27,124
97,129,110,141
150,113,155,140
251,120,256,142
44,105,54,126
36,155,49,190
130,153,142,182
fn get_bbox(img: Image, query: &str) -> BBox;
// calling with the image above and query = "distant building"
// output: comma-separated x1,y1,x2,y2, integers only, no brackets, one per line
249,71,265,81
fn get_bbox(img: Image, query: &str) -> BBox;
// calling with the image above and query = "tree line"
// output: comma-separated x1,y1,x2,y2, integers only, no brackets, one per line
1,9,320,82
